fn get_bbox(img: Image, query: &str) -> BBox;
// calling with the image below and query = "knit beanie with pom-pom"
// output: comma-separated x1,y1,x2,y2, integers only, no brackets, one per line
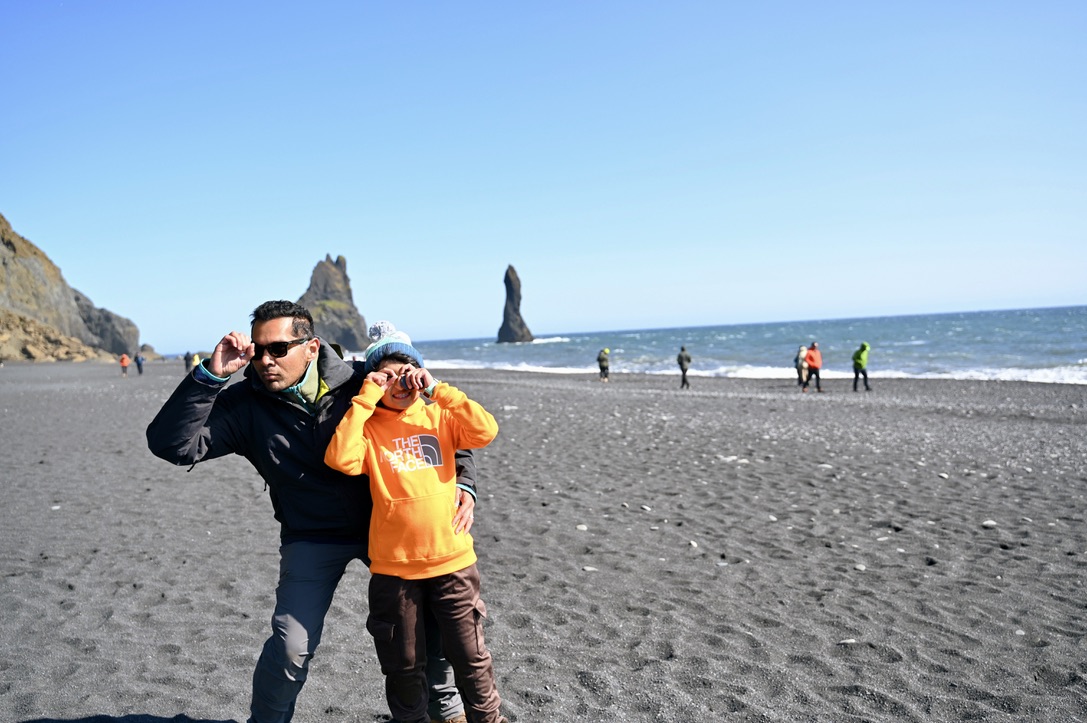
363,321,424,374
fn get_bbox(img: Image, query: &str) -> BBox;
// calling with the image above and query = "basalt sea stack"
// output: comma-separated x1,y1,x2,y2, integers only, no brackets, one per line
497,264,533,343
297,255,368,353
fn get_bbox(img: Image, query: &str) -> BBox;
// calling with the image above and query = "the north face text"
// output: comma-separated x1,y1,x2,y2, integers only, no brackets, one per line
384,434,443,472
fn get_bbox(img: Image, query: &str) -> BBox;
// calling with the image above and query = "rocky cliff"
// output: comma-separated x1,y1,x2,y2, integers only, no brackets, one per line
0,214,95,342
297,254,369,353
0,308,109,362
0,212,140,361
74,289,140,358
497,264,534,343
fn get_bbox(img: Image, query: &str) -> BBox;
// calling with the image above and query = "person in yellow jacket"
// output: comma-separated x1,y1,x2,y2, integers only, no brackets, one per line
852,341,872,392
324,322,508,723
597,347,610,382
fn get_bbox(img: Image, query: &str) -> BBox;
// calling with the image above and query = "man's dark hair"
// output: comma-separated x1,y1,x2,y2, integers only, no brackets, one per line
251,300,315,340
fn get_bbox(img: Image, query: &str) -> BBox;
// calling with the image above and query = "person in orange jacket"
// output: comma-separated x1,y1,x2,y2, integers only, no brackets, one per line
325,321,508,723
802,341,823,392
119,353,130,378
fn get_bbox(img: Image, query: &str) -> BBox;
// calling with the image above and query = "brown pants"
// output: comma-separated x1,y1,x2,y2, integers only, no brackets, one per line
368,564,502,723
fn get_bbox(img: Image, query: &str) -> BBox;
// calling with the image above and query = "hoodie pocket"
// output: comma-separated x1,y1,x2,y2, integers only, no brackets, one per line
371,491,469,566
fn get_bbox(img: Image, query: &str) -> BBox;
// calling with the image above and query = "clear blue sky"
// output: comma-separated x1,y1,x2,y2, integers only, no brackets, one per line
2,2,1084,354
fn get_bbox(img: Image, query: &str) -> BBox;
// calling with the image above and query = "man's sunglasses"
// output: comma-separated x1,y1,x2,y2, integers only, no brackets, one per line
252,337,311,359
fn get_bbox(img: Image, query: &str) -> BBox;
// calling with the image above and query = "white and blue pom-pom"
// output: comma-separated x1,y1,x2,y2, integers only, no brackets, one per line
368,320,397,342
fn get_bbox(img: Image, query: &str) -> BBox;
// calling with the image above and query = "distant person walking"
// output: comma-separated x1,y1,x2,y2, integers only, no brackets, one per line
794,345,808,387
597,348,610,382
852,342,872,392
134,352,145,375
119,353,130,378
677,346,691,389
183,351,193,373
802,342,823,393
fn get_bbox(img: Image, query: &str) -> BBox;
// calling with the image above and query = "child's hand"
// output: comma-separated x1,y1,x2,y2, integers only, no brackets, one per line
396,365,434,391
365,369,398,390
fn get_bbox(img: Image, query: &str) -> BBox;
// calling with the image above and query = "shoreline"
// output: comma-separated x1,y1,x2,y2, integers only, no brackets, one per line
5,356,1087,387
2,364,1086,721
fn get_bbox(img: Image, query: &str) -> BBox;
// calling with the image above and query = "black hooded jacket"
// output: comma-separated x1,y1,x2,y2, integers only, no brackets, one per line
146,339,476,548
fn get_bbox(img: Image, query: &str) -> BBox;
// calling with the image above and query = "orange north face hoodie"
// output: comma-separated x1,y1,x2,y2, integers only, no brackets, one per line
324,381,498,579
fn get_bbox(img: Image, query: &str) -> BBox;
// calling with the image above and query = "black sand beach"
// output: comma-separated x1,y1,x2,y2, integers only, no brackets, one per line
2,362,1086,722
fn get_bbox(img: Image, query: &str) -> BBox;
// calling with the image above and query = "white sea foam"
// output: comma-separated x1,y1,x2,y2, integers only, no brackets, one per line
528,336,572,345
428,359,590,375
905,367,1087,385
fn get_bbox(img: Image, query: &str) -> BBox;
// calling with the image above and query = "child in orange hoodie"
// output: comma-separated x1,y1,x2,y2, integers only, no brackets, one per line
324,322,506,723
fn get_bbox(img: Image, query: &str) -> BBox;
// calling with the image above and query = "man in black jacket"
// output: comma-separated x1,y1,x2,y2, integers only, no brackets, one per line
147,300,476,723
676,346,692,389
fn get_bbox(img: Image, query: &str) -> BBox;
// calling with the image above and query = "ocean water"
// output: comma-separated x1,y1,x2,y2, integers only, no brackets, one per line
398,306,1087,385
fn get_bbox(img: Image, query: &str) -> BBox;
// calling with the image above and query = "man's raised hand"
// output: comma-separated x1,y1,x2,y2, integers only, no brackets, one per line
211,331,253,378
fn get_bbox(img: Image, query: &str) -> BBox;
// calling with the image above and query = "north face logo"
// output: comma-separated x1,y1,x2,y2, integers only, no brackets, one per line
412,434,443,466
385,434,443,472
